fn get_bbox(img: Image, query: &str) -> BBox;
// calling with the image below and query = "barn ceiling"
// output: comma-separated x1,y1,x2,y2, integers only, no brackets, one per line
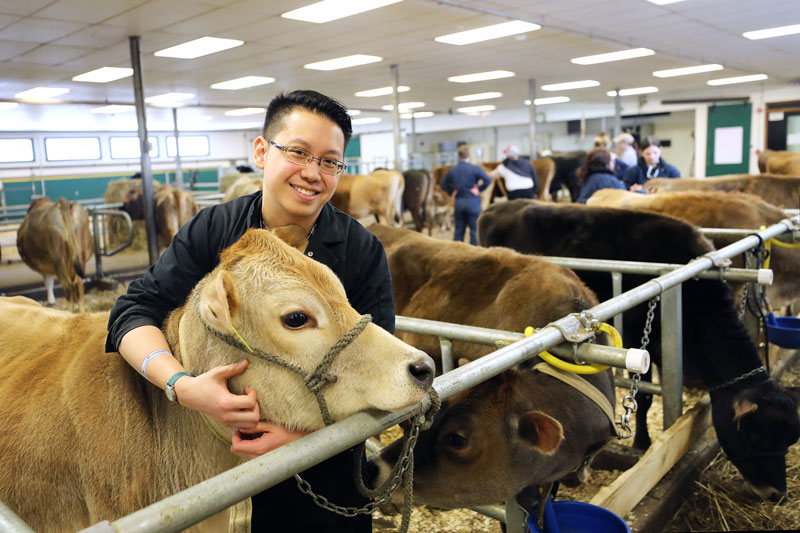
0,0,798,131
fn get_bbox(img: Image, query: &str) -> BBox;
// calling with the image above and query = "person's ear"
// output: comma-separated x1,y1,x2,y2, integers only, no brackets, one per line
253,136,267,169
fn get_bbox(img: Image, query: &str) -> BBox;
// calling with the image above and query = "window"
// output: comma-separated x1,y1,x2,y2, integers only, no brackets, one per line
109,136,159,159
0,138,35,163
166,135,210,157
45,137,101,161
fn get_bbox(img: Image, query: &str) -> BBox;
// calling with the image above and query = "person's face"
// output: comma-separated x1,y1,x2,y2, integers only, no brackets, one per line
254,109,345,229
618,141,629,150
643,145,661,166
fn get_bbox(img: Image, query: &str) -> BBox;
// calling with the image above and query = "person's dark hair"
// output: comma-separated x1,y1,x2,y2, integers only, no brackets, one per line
577,148,613,184
640,136,662,151
262,90,352,150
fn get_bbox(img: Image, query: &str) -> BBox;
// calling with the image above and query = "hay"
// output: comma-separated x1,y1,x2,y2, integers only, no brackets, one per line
53,283,130,313
373,505,503,533
666,360,800,532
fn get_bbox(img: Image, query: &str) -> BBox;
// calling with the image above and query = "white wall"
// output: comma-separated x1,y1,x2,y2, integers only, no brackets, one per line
651,110,695,178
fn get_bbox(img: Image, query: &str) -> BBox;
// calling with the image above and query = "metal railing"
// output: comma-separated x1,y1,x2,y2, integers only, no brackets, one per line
88,208,134,279
2,215,797,533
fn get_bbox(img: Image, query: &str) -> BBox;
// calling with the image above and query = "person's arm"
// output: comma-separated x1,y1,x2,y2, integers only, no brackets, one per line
477,167,492,192
440,171,454,196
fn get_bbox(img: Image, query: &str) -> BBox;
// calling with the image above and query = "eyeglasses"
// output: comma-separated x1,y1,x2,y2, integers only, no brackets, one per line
266,139,347,175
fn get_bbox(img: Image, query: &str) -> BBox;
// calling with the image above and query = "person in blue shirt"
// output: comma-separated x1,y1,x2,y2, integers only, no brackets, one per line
440,145,492,245
623,136,680,191
577,148,626,204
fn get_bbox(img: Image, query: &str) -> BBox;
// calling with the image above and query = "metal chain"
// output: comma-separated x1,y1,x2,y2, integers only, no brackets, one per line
617,295,659,439
738,281,749,322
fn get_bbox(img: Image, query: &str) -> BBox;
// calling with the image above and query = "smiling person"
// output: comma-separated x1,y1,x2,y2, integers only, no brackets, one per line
107,90,393,532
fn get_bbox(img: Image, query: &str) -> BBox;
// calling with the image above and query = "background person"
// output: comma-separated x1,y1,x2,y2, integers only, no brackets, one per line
107,90,392,532
594,132,628,182
577,148,626,203
614,132,638,167
489,144,538,200
440,145,492,245
623,135,680,191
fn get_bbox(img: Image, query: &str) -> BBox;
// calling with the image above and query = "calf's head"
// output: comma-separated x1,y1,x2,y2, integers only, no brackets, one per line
711,380,800,501
371,370,564,508
178,227,434,432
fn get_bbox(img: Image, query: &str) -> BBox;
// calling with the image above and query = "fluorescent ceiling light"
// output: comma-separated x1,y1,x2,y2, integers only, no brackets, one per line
401,111,434,119
15,87,69,99
647,0,687,4
210,76,275,90
90,105,135,114
381,102,425,110
154,36,244,59
225,107,266,116
435,20,540,45
571,48,654,65
743,24,800,40
607,86,659,96
653,64,723,77
0,102,19,111
282,0,403,23
145,92,195,106
354,86,409,97
526,96,570,105
540,80,599,91
72,67,133,83
347,110,361,116
304,54,382,70
448,70,515,83
453,92,502,102
457,105,496,113
707,74,768,86
352,117,381,125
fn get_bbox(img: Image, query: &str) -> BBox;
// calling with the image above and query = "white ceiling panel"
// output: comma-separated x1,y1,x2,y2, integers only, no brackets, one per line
102,0,217,33
0,0,60,17
0,17,86,43
34,0,147,24
12,44,93,66
0,40,39,61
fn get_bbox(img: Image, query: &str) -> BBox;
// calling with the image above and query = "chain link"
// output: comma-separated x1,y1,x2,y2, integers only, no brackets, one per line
617,295,659,439
738,281,749,322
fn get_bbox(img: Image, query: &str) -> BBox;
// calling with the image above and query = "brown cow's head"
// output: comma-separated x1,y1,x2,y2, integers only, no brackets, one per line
370,369,571,508
177,228,434,433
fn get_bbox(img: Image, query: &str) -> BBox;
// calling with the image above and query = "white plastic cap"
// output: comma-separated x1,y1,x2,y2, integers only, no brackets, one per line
757,269,773,285
625,348,650,374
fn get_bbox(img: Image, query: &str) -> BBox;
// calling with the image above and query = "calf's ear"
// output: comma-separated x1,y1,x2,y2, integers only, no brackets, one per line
199,270,238,333
272,225,309,252
519,411,564,455
733,398,759,421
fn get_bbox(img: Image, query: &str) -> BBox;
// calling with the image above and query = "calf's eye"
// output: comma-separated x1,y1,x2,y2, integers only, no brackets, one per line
447,432,469,448
283,311,309,329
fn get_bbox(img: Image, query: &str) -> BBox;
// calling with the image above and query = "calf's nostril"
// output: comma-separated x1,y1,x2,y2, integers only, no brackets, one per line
408,358,434,388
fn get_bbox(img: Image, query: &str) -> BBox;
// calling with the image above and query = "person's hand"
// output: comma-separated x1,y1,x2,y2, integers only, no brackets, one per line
174,359,260,429
629,183,643,192
231,421,311,460
470,185,480,196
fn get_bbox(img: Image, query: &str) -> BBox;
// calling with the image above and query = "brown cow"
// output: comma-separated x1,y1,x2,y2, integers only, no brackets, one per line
0,227,434,532
401,169,434,234
121,184,200,252
488,157,557,202
368,224,617,507
759,150,800,175
329,169,404,225
223,175,262,202
16,197,94,311
644,174,800,209
586,189,799,310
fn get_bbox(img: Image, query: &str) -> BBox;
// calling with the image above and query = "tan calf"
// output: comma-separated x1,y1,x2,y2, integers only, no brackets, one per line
329,169,405,225
223,175,262,202
16,197,93,311
0,228,433,532
759,150,800,175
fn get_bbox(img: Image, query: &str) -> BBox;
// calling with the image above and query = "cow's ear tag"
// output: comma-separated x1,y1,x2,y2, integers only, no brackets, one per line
519,410,564,455
272,225,310,252
733,398,759,421
199,270,237,333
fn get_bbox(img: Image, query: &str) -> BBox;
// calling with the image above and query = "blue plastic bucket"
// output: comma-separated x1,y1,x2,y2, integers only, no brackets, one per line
527,500,631,533
766,313,800,349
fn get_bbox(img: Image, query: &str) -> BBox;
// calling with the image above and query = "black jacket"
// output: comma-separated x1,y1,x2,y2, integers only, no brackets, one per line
106,191,394,532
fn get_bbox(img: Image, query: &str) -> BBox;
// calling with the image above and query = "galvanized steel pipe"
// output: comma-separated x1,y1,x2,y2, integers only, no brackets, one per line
0,500,34,533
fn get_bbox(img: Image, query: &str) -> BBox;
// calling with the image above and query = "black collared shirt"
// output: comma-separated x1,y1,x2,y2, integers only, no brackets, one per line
106,192,395,352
